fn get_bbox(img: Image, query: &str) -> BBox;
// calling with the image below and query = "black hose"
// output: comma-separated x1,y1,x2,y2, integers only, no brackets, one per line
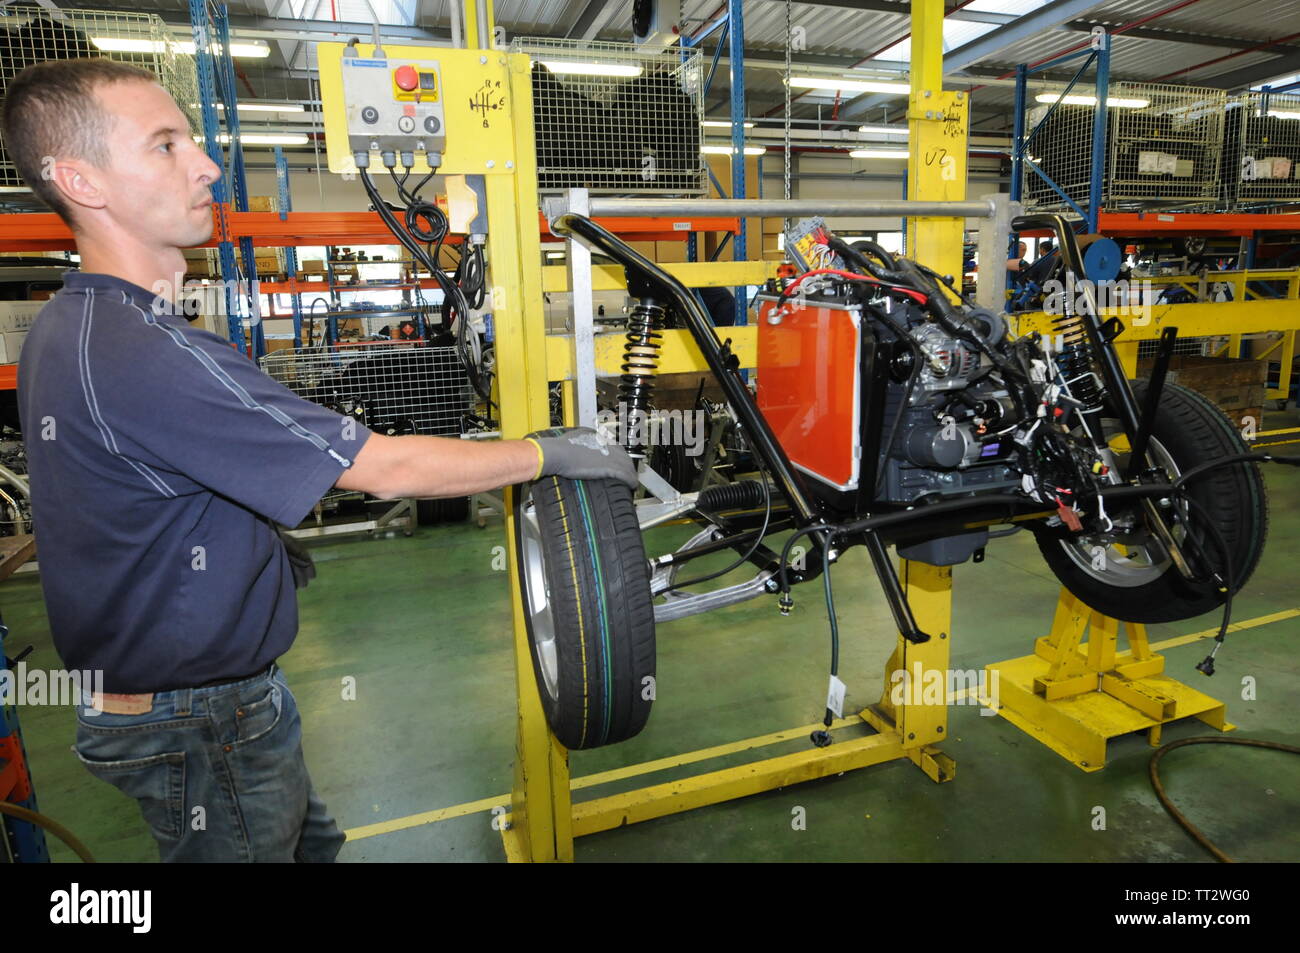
0,800,95,862
1149,736,1300,863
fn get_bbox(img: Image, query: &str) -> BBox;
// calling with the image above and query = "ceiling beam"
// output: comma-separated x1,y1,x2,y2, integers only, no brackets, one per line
1199,49,1300,89
746,0,1015,27
1063,21,1300,51
565,0,617,41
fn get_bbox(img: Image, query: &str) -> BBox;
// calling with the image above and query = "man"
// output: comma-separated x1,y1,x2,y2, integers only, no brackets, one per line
2,58,634,862
1005,240,1029,277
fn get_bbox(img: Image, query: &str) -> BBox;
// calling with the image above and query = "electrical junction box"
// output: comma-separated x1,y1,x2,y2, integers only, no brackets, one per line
318,43,520,177
340,55,447,160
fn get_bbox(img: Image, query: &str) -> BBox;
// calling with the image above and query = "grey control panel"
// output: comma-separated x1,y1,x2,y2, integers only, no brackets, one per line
340,55,447,161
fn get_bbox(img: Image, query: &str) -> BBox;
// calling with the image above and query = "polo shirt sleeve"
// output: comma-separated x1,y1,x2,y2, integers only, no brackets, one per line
96,313,373,527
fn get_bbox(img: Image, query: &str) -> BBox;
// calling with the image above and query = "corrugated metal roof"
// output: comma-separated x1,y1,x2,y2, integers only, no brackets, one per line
1074,0,1300,38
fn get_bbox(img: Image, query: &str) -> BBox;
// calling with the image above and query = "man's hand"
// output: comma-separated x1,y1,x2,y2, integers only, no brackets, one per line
526,427,639,490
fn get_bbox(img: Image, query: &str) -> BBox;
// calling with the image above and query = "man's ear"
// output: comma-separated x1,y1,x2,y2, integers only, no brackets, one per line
51,159,107,215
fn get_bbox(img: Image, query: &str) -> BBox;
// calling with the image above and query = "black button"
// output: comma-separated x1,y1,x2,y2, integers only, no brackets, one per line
424,115,441,134
361,105,379,124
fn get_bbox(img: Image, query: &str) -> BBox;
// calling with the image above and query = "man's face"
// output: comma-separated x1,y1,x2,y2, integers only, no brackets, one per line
1016,242,1027,257
91,80,221,250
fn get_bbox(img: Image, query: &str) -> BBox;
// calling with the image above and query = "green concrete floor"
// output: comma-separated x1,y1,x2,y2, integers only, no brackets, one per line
8,455,1300,863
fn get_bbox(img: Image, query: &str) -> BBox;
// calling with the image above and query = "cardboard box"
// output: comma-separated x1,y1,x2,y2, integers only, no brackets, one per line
1136,354,1266,430
655,241,690,263
248,195,276,212
300,259,326,274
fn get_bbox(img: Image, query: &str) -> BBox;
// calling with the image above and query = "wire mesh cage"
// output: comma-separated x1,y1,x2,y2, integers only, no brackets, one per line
1022,82,1225,213
510,36,706,195
1107,82,1225,210
0,6,200,190
1223,91,1300,208
259,341,474,439
1021,100,1097,213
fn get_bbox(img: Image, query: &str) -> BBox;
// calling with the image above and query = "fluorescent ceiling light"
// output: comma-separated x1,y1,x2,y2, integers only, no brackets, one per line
703,120,755,128
850,149,909,159
790,76,910,95
1268,109,1300,120
538,60,643,77
226,102,305,113
197,133,309,146
1034,93,1149,108
191,102,306,113
858,124,908,137
93,37,271,58
703,144,767,155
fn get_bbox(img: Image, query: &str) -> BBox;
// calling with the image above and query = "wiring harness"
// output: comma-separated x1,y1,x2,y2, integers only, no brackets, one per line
357,157,495,420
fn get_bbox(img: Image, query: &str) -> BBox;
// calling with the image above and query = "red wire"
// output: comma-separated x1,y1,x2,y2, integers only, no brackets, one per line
785,268,929,305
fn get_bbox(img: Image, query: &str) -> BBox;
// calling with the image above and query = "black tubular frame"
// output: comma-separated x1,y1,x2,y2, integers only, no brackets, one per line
548,212,1203,598
549,212,819,527
1011,214,1149,467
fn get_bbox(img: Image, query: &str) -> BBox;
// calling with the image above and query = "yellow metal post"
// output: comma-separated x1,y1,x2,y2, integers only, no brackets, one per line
906,0,968,282
858,0,959,786
492,51,573,863
864,560,955,783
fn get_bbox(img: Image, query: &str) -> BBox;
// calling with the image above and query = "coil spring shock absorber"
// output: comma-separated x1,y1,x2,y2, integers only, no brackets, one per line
1051,310,1103,414
619,297,666,458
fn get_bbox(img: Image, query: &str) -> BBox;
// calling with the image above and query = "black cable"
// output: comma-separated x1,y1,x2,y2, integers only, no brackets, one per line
820,530,840,729
670,471,773,590
1175,491,1235,675
1150,736,1300,863
360,168,494,410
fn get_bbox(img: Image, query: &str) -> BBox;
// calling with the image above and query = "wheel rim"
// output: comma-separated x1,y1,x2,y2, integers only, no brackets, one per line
1057,429,1184,588
519,492,559,702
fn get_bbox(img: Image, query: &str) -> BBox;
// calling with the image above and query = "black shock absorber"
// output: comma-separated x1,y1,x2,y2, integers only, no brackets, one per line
619,297,666,458
1051,311,1103,413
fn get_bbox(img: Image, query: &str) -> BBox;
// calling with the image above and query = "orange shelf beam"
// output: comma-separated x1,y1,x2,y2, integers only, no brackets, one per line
0,206,742,253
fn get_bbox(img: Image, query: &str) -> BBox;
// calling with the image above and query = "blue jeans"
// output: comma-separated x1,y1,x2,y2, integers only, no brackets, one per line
74,665,345,862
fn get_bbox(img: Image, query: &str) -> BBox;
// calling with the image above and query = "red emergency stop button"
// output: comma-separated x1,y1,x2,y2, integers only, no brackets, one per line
394,65,418,91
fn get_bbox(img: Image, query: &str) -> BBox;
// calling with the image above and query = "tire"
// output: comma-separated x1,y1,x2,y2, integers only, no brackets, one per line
1035,380,1268,623
514,476,656,749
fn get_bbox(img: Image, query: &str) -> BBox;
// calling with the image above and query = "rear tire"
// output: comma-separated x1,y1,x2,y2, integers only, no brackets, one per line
1036,380,1268,623
514,476,656,749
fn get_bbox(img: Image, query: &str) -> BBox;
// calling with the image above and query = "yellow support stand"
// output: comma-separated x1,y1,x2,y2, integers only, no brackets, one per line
985,588,1233,771
861,560,956,783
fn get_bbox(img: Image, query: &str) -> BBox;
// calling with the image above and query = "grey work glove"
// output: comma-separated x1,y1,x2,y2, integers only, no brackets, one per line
525,427,639,490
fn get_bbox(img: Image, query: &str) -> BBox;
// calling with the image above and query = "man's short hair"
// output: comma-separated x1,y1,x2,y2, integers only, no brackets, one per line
1,57,158,226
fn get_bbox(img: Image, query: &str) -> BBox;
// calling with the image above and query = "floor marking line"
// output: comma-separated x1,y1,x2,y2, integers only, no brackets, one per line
346,606,1299,840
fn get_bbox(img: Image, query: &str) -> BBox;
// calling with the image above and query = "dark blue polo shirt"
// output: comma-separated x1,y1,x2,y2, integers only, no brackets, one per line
17,271,373,693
